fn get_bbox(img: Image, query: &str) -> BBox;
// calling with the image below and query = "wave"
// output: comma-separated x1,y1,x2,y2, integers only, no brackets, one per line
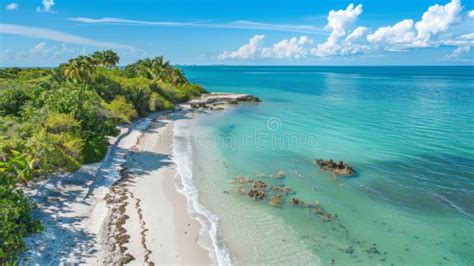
172,120,232,265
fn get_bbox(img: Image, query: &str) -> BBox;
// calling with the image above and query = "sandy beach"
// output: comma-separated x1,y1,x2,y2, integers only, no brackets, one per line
20,111,211,265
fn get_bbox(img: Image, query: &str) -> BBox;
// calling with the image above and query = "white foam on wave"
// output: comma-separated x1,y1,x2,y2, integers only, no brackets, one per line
172,120,232,266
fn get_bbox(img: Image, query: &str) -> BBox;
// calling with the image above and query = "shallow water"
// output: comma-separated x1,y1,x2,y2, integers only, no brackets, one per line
177,66,474,265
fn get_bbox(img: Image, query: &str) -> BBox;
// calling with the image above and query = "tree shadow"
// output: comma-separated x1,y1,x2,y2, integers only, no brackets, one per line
20,167,100,264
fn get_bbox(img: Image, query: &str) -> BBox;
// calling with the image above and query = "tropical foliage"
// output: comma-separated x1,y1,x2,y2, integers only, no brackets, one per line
1,151,42,264
0,50,206,262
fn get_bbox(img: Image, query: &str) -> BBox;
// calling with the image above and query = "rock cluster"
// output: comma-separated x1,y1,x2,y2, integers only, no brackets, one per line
231,171,338,220
187,93,261,110
315,159,355,176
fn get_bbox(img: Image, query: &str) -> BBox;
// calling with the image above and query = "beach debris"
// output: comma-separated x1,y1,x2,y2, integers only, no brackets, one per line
270,194,283,206
315,159,355,176
271,169,286,179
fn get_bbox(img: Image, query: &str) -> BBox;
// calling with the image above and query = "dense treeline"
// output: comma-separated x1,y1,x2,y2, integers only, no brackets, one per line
0,50,206,262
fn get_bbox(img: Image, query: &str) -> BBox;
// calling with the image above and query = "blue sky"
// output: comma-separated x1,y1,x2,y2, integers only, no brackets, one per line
0,0,473,66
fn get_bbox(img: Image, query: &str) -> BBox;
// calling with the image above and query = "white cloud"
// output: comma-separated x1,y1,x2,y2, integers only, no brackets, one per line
325,4,363,45
36,0,56,13
0,42,89,66
313,3,367,57
0,23,135,50
415,0,462,45
28,42,54,55
368,0,465,50
262,36,313,59
69,17,325,35
218,35,265,59
444,45,471,60
218,0,474,61
367,19,416,50
5,2,18,10
344,26,368,43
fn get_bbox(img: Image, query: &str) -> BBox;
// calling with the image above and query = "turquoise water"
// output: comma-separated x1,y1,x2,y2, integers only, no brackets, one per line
178,66,474,265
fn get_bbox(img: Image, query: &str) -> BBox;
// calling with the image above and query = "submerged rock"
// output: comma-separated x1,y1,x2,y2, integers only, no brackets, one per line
273,186,291,195
247,180,269,200
271,169,286,179
253,180,268,191
290,198,303,205
270,194,283,206
315,159,355,176
248,189,266,200
234,176,252,184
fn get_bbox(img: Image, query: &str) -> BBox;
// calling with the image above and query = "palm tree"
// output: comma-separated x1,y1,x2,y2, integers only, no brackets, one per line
64,56,96,90
125,55,184,83
91,50,120,68
171,68,188,85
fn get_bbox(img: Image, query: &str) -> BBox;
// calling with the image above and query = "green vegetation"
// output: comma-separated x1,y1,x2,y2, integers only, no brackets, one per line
0,50,206,262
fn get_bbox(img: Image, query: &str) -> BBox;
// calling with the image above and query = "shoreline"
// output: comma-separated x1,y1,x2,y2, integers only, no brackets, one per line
20,111,211,264
19,93,257,265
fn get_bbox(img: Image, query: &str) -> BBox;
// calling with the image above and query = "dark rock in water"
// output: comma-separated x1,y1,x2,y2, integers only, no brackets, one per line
290,198,303,205
247,180,269,200
253,180,268,191
315,159,355,176
188,93,261,110
248,189,266,199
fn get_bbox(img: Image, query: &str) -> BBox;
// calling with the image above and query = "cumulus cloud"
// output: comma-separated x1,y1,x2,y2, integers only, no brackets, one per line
312,4,366,57
444,45,471,60
367,19,416,50
5,2,18,10
36,0,56,13
262,36,313,59
218,35,265,59
367,0,465,50
344,26,368,43
218,0,473,61
415,0,462,45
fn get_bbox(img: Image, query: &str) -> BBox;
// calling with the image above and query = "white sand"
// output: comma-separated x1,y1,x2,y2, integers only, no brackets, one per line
20,112,211,265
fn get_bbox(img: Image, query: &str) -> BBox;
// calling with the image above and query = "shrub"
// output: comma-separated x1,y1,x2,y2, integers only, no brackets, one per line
107,96,138,123
0,88,31,117
81,136,109,164
45,112,81,134
0,187,43,263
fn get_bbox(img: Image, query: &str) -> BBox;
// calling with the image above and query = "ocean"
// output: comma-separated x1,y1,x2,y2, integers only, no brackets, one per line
174,66,474,265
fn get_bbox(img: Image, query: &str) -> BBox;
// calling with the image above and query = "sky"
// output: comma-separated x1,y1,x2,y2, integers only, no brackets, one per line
0,0,473,66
